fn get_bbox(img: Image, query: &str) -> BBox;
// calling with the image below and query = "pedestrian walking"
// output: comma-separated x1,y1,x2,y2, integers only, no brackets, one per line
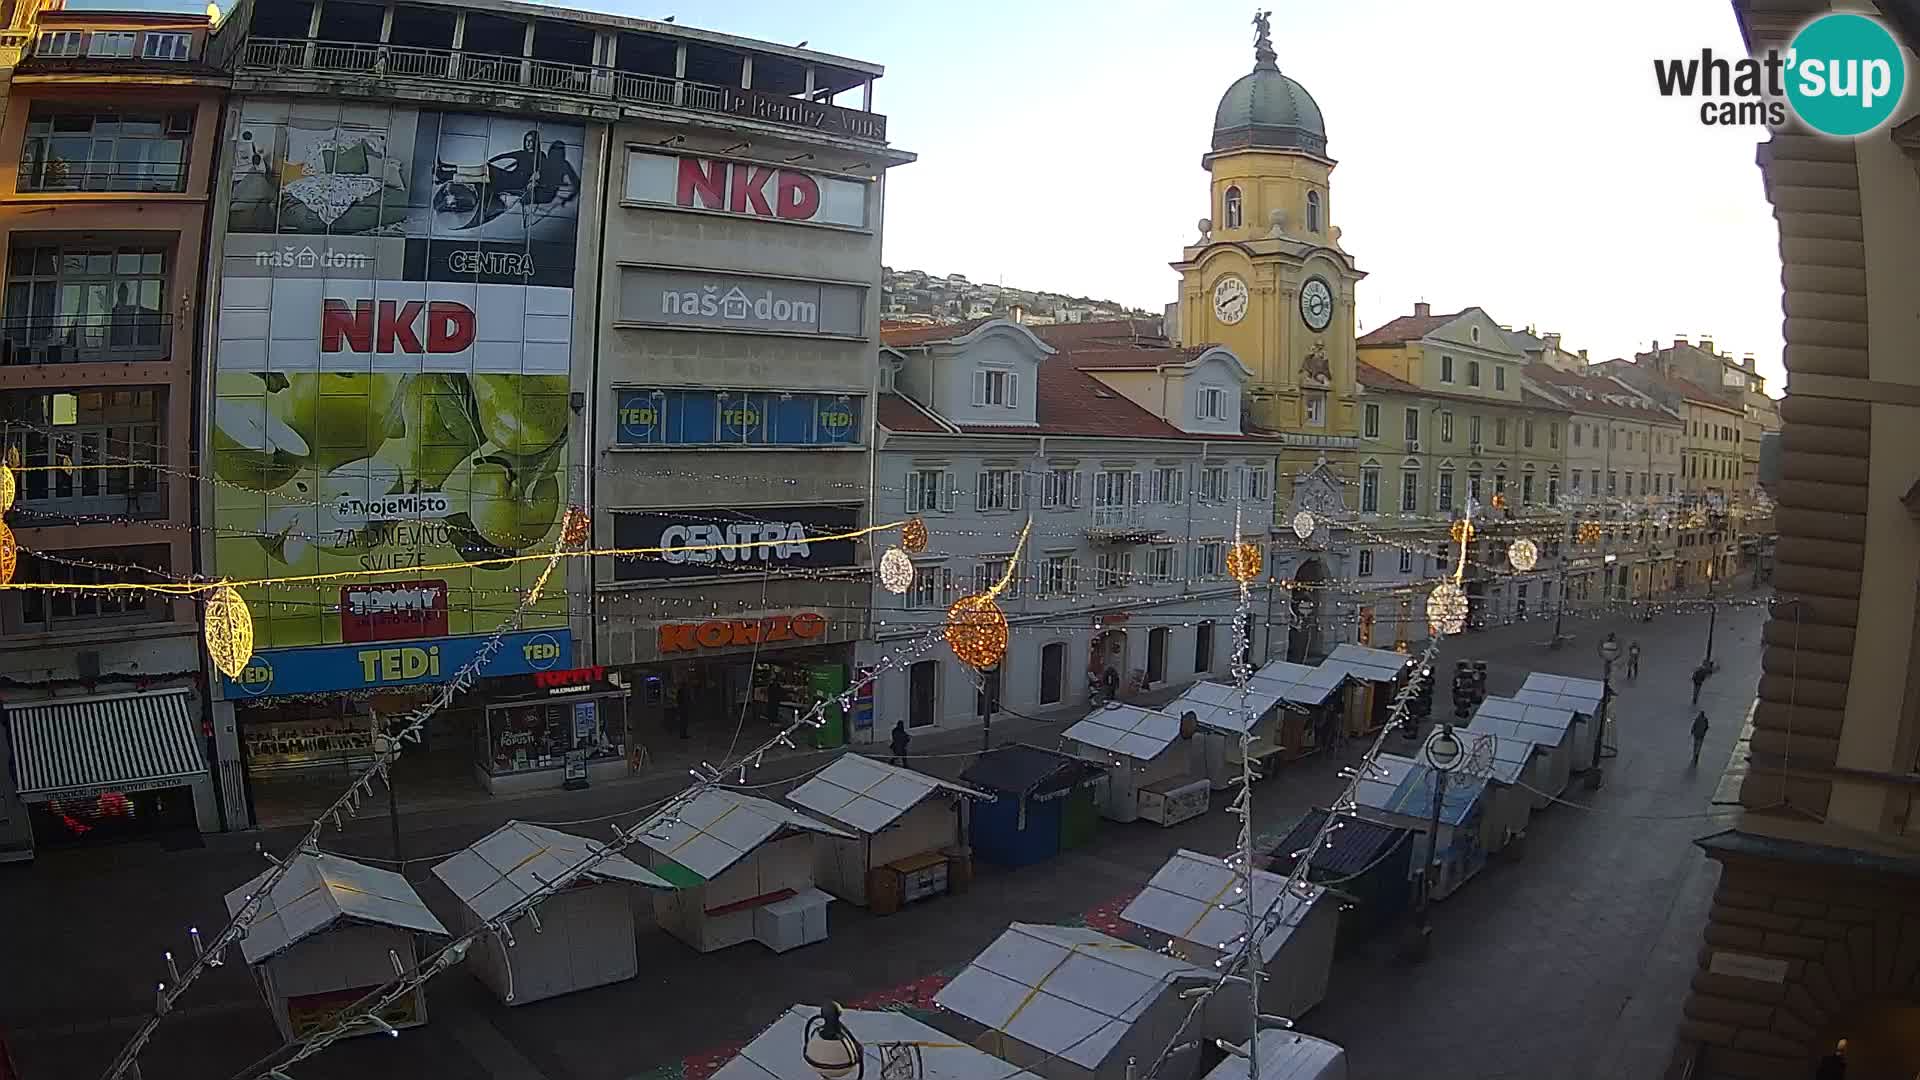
1690,710,1710,767
1626,641,1641,680
1691,663,1709,705
889,719,911,767
1815,1039,1847,1080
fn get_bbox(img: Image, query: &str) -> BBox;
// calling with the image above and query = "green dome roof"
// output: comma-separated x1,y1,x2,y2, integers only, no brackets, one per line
1212,21,1326,155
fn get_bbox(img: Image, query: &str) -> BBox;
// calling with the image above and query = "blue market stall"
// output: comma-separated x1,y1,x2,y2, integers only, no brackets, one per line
960,745,1106,867
1352,753,1492,901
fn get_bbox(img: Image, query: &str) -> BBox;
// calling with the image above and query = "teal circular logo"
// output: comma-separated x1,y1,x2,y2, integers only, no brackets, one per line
1786,13,1906,137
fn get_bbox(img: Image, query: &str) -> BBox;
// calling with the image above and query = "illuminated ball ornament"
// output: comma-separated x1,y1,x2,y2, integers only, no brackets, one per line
1225,542,1263,584
1291,511,1317,540
1578,521,1603,545
1426,582,1469,636
203,584,256,680
1449,519,1475,545
1491,493,1508,512
945,593,1008,670
877,546,914,595
1507,538,1539,572
901,517,929,554
561,505,591,547
0,520,14,587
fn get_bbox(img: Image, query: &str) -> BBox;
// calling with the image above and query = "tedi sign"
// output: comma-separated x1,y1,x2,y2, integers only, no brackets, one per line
624,150,868,229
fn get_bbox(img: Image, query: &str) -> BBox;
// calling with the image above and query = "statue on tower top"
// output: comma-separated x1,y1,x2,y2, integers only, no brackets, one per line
1253,9,1277,70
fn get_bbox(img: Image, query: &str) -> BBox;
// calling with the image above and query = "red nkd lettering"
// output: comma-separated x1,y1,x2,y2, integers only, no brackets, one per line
676,157,728,211
728,166,776,216
321,300,475,354
775,171,820,220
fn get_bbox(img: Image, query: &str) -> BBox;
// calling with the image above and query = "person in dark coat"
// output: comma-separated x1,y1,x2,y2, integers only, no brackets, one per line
1691,663,1709,705
889,720,910,767
1690,710,1710,767
1815,1039,1847,1080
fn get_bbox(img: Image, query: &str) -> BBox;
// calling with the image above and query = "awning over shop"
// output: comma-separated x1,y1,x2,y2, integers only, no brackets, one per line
7,688,202,802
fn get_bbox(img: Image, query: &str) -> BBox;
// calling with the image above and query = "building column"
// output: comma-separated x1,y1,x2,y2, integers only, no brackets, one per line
210,698,251,830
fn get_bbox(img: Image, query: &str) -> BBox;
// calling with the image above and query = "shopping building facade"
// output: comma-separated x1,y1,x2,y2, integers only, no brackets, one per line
194,0,907,827
0,5,228,858
861,318,1283,737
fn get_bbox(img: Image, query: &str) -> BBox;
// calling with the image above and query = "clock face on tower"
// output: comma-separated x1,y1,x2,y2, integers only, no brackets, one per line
1212,275,1249,325
1300,277,1334,332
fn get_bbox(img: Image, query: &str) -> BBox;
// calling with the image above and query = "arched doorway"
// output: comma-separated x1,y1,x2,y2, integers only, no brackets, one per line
1089,628,1128,699
1286,559,1325,664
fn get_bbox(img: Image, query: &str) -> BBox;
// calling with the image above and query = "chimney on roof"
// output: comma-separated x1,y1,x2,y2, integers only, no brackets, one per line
1414,301,1431,318
1674,335,1688,347
1700,336,1714,354
1544,332,1561,350
1578,348,1588,361
1742,353,1755,371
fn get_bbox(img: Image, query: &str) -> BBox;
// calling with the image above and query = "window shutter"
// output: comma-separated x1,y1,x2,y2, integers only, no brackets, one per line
1010,470,1023,510
1072,471,1083,507
1067,559,1080,595
975,471,991,511
972,369,987,406
1007,372,1020,408
1129,470,1143,508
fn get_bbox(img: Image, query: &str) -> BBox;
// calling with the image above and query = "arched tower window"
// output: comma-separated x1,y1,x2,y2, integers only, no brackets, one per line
1224,186,1243,229
1306,191,1322,233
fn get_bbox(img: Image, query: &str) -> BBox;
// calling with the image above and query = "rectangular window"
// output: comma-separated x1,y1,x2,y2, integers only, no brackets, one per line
1404,408,1420,442
1523,420,1534,448
36,31,83,57
1573,424,1582,446
1360,467,1379,513
1522,474,1535,504
1468,470,1483,500
18,108,193,193
1607,471,1618,495
906,468,951,513
1438,471,1454,510
1096,550,1132,589
1198,386,1227,421
1093,468,1135,526
1440,412,1454,442
17,546,170,629
1199,466,1228,502
0,389,164,518
1151,466,1184,505
1236,464,1271,501
1146,546,1177,584
1358,549,1374,576
1400,470,1419,513
909,565,953,609
88,31,137,58
1470,415,1482,446
1194,621,1215,673
1040,554,1078,597
1548,476,1559,505
1193,540,1226,579
1042,467,1080,509
976,467,1022,511
975,556,1021,599
1495,417,1508,446
1304,392,1326,427
141,32,192,61
1468,361,1481,387
1399,549,1414,573
1495,366,1507,391
972,368,1018,408
4,243,171,364
1363,403,1380,439
1440,355,1455,383
1625,474,1633,496
1549,423,1559,449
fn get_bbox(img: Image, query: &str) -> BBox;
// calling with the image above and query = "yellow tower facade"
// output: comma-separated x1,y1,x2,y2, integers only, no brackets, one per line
1171,14,1364,504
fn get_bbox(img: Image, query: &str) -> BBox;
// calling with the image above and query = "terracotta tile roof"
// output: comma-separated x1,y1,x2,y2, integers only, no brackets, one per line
1590,361,1741,412
958,362,1188,438
1355,310,1462,347
1522,365,1679,423
1356,362,1570,413
876,392,950,434
1064,345,1210,371
1030,319,1170,348
1356,363,1421,394
880,318,997,347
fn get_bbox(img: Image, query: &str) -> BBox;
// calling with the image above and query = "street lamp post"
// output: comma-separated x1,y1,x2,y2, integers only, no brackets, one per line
1408,724,1464,963
1590,635,1620,791
804,1003,863,1080
1702,564,1719,676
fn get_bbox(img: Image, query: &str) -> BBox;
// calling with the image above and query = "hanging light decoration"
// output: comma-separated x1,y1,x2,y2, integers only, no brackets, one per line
561,505,591,548
901,517,929,554
1291,510,1317,540
1491,493,1508,512
877,546,914,595
1450,519,1475,545
1578,521,1603,545
945,593,1008,670
0,460,13,514
1426,582,1469,636
1507,538,1539,572
0,519,14,587
1225,542,1263,584
203,584,256,679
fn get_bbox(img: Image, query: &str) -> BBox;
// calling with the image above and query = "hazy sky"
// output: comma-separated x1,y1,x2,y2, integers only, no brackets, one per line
112,0,1789,388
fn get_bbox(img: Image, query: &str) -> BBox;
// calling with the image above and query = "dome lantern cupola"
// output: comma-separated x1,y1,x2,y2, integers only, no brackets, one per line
1212,9,1327,156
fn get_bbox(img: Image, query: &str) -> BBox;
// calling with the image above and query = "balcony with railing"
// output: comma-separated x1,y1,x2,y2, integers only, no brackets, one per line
237,37,889,143
1089,503,1164,544
0,314,172,366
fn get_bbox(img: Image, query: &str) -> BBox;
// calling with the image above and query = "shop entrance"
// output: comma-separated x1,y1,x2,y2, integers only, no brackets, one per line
1090,627,1129,698
630,644,853,765
26,788,196,848
238,691,480,829
1287,560,1325,663
1039,642,1065,706
908,659,938,728
1146,627,1168,686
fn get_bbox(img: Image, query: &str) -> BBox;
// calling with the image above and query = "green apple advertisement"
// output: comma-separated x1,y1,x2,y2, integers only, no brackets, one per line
213,102,583,650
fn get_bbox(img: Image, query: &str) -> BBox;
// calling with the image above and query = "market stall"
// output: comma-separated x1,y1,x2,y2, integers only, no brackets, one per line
1467,696,1578,797
1512,673,1608,772
933,922,1218,1080
1352,753,1492,901
1162,681,1287,791
1246,661,1349,762
635,788,852,954
1268,809,1413,942
961,745,1106,867
430,821,671,1005
225,852,446,1041
1062,704,1207,826
1206,1032,1349,1080
783,755,991,912
1316,644,1415,737
1458,732,1542,851
1120,849,1336,1023
713,1004,1046,1080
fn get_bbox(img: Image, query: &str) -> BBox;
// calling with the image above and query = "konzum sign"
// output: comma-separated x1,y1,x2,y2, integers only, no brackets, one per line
658,612,828,654
624,151,868,229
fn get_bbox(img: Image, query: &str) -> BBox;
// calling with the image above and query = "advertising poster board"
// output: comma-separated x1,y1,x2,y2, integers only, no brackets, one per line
211,102,585,656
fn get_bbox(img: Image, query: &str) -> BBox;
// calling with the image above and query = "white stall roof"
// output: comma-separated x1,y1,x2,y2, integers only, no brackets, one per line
786,755,991,834
935,923,1209,1070
1354,754,1486,827
225,851,446,965
1121,849,1325,964
1514,672,1606,715
1063,703,1183,761
1319,643,1413,685
1471,695,1577,743
433,821,671,922
1248,661,1346,706
1460,732,1533,785
713,1006,1046,1080
1205,1032,1347,1080
1165,681,1285,734
637,788,853,882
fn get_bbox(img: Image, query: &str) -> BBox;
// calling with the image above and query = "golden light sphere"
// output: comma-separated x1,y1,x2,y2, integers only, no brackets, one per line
203,584,256,680
561,505,591,547
901,517,929,554
945,593,1008,670
0,520,14,587
1426,582,1469,637
1491,493,1508,511
1225,542,1262,584
878,546,914,594
1579,521,1603,545
1291,511,1317,540
0,461,13,514
1507,538,1539,573
1450,519,1475,545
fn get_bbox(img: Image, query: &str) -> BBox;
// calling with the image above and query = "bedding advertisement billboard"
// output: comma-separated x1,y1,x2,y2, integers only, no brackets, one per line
212,102,584,654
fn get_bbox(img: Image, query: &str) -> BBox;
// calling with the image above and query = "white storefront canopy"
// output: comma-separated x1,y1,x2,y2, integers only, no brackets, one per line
1163,682,1285,735
1247,662,1346,707
713,1005,1047,1080
1513,673,1606,715
1063,704,1183,762
1470,696,1577,744
785,755,990,834
7,688,202,802
1317,643,1414,685
636,788,852,881
225,851,446,965
433,821,671,921
1121,849,1324,965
